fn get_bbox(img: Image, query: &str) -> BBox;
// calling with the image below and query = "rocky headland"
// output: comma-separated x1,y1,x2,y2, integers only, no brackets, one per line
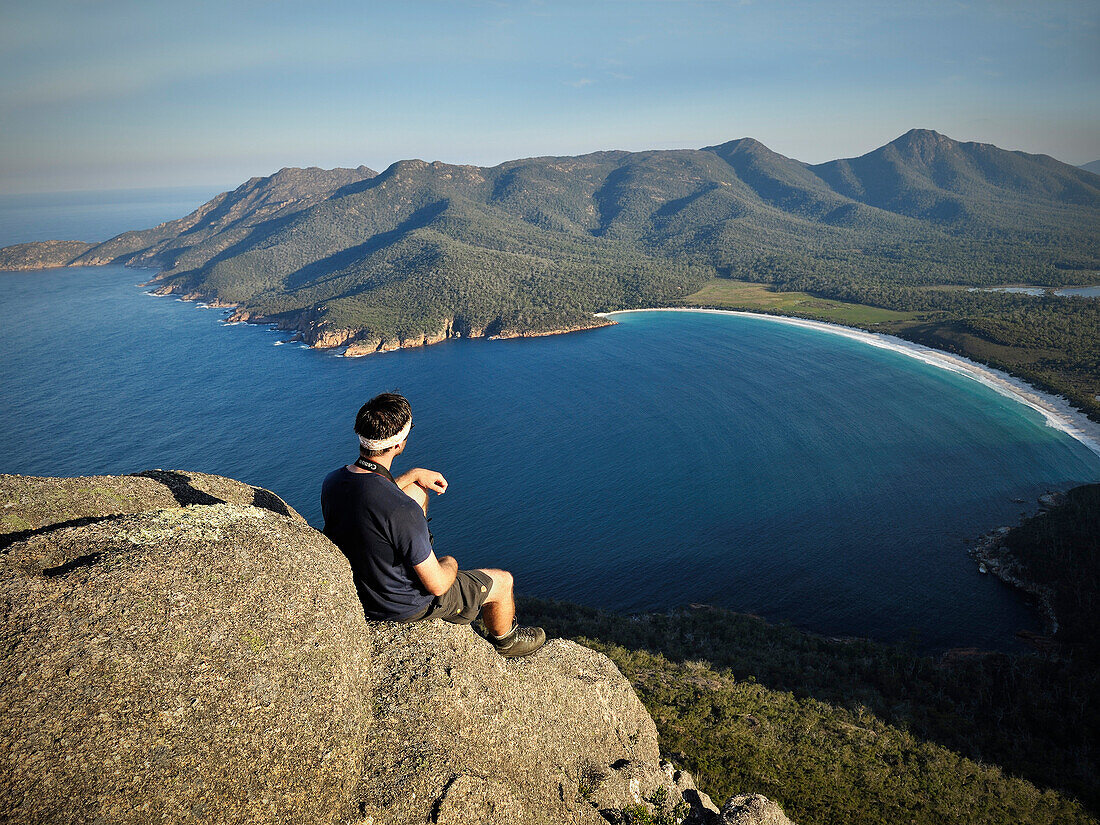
220,304,613,357
969,508,1063,638
0,471,793,825
967,484,1100,654
0,240,96,271
144,288,615,356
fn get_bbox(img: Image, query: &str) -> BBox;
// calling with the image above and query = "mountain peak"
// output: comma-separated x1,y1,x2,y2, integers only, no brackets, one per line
894,128,949,143
887,129,957,155
702,137,771,155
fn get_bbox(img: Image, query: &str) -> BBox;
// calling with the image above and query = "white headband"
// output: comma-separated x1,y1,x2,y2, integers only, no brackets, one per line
357,419,412,452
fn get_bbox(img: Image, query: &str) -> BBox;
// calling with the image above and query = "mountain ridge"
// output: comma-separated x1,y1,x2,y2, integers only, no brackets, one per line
5,130,1095,283
1,130,1096,415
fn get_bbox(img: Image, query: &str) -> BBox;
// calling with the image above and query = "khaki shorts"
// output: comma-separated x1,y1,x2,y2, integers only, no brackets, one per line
401,570,494,626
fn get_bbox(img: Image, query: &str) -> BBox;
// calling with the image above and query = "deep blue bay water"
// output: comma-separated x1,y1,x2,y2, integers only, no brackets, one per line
3,264,1099,652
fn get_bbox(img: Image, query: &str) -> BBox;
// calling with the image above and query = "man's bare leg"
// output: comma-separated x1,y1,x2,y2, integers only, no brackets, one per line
397,488,541,655
401,483,514,632
479,568,544,657
477,568,516,637
402,482,429,516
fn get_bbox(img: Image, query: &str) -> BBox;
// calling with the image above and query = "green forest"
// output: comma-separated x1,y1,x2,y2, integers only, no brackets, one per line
516,486,1100,825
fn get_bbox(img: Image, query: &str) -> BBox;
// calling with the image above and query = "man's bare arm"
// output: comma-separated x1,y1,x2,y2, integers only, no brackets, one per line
413,551,458,597
395,467,447,495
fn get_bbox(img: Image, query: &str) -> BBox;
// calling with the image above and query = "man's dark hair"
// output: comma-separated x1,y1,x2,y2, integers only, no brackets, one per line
355,393,412,456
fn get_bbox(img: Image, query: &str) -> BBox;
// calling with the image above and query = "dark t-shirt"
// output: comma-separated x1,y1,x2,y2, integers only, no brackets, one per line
320,466,434,620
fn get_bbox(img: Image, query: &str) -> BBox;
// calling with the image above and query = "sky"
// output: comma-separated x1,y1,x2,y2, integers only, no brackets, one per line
1,0,1098,193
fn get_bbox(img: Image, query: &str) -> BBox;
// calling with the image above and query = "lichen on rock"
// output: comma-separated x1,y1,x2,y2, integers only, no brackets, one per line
718,794,795,825
1,498,371,824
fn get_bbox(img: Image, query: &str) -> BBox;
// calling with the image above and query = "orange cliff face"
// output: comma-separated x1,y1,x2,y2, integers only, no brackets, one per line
343,325,458,358
490,316,615,341
340,316,617,358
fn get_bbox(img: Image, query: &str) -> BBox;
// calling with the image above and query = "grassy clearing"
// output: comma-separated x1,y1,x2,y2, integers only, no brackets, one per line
677,279,922,327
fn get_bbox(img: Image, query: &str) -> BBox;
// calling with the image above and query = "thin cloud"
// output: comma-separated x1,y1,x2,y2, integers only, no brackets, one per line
566,78,595,87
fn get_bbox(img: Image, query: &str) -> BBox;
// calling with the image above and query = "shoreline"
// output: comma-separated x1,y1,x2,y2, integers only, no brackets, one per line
142,276,1100,462
968,521,1060,637
599,307,1100,461
143,279,616,357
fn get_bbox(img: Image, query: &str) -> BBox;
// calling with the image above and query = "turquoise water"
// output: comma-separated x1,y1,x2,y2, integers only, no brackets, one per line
2,262,1098,651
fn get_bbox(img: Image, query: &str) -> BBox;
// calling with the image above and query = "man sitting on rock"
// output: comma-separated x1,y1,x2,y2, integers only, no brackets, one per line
321,392,546,659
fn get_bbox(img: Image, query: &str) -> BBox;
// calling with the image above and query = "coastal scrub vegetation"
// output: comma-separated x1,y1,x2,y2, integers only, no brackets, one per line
521,598,1100,822
516,485,1100,824
519,598,1098,825
597,641,1093,825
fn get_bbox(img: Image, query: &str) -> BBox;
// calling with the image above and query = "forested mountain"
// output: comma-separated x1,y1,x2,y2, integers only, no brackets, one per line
73,164,378,271
811,129,1099,224
3,131,1097,412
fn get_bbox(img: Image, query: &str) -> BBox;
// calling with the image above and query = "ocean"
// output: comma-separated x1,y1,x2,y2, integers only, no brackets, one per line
2,188,1098,652
0,186,225,249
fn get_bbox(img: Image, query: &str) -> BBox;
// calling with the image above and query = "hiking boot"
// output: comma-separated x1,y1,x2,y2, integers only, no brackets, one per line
490,622,546,659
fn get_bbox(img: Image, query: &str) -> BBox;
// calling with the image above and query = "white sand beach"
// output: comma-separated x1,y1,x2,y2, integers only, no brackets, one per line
599,308,1100,460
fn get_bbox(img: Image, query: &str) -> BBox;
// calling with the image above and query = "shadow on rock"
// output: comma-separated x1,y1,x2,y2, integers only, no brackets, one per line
0,515,115,551
129,470,225,506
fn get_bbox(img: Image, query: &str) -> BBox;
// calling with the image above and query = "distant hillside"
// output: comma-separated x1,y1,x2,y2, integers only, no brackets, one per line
2,130,1098,413
1081,160,1100,176
0,240,94,270
71,165,378,271
811,130,1099,220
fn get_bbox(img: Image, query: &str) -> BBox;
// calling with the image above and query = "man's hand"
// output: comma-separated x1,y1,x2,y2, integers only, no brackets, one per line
416,469,448,494
397,467,448,495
